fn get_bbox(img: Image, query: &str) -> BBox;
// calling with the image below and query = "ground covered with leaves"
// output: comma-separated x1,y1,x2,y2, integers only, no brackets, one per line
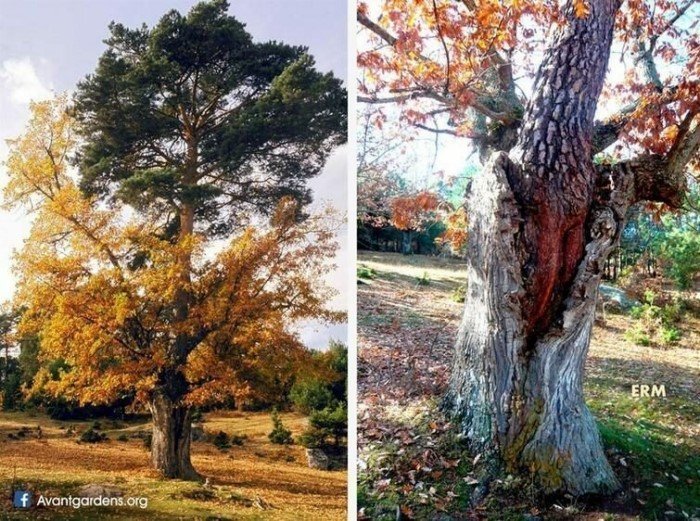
357,251,700,520
0,410,346,520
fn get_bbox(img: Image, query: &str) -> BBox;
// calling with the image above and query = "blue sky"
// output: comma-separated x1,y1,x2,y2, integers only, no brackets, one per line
0,0,348,350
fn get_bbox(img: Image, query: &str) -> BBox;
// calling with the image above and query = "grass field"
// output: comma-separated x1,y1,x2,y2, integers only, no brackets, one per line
357,251,700,520
0,410,346,520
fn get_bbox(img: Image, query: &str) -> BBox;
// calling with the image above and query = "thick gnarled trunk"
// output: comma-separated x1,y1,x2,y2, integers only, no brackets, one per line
444,153,632,495
146,191,201,481
149,391,200,481
443,0,636,496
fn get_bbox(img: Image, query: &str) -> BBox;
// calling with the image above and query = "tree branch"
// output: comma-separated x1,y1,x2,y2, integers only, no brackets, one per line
357,10,515,124
414,123,459,136
650,0,696,51
592,85,683,154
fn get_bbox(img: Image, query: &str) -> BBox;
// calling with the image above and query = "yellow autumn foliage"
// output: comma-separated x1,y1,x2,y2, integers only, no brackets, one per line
5,97,344,409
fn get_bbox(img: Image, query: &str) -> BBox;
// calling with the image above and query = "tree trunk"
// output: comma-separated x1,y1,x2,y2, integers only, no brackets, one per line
443,0,632,496
444,152,632,495
149,391,200,480
440,0,697,494
402,230,413,254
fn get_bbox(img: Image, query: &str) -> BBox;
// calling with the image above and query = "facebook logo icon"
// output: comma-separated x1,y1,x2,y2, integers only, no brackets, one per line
13,491,31,508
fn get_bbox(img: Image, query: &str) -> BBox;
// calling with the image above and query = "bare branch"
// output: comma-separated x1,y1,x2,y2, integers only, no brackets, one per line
358,93,432,104
592,85,683,154
414,123,459,136
432,0,452,95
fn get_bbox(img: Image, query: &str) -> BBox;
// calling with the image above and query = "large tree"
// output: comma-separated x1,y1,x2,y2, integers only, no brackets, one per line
6,0,345,481
358,0,699,495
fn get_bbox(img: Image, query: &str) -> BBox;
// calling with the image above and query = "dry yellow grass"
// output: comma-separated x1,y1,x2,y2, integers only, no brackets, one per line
0,410,346,520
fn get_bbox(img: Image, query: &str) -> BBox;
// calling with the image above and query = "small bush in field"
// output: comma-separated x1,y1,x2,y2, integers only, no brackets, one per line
357,265,376,279
624,325,651,346
417,271,430,286
626,289,683,347
268,409,293,445
213,431,231,450
660,325,681,345
451,285,466,303
80,428,107,443
298,404,347,449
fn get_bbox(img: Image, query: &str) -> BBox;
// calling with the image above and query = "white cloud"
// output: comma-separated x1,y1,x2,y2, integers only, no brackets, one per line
0,58,54,304
0,57,53,105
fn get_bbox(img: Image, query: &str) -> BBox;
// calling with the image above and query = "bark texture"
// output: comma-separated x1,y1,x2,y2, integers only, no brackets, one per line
149,391,200,481
445,0,642,496
358,0,699,499
444,156,638,495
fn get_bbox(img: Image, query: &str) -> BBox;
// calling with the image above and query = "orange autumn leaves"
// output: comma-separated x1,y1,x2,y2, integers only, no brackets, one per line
358,0,560,133
390,191,441,231
390,190,467,253
359,0,699,159
4,98,343,409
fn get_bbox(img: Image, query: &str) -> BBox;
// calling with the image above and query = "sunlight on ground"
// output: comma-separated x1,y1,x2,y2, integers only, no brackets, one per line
358,252,467,284
0,411,346,520
358,251,700,520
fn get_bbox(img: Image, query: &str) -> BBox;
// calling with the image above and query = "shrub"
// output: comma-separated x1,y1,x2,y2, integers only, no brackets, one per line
357,264,376,279
213,431,231,450
625,289,683,347
80,428,107,443
231,433,247,446
143,433,152,449
661,300,682,325
298,404,347,449
624,325,651,346
660,325,681,345
451,285,466,303
268,409,293,445
417,271,430,286
117,434,129,442
290,379,334,414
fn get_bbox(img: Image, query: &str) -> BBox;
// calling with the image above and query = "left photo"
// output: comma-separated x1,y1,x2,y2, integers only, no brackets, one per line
0,1,348,519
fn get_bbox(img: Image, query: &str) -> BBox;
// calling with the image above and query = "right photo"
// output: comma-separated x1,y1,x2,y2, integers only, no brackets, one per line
356,0,700,519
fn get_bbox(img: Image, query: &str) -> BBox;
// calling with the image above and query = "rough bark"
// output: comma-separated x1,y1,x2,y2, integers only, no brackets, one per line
445,0,634,496
149,391,200,481
444,153,639,494
509,0,621,337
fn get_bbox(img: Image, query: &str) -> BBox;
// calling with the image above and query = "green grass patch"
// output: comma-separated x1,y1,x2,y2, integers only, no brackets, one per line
357,264,377,280
587,374,700,519
597,420,700,518
416,271,431,286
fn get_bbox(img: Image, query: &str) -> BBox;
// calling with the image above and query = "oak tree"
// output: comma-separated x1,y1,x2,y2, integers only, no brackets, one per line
359,0,699,495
